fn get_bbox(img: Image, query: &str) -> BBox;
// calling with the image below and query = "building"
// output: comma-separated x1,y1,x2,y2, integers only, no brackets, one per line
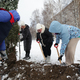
53,0,80,28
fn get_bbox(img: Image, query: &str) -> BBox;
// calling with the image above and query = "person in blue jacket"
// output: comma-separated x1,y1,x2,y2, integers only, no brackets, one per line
0,8,20,44
0,8,20,60
49,21,80,65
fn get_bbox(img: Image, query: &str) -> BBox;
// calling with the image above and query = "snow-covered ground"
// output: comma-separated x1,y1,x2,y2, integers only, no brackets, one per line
2,39,80,80
16,39,80,65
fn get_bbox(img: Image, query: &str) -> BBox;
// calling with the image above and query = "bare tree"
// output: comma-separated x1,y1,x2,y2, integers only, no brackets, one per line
30,9,41,39
42,0,56,28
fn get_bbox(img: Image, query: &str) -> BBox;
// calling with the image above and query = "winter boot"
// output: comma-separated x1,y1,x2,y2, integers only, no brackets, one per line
23,51,31,60
23,54,27,59
25,53,31,60
45,56,50,63
24,56,31,60
60,62,67,66
0,51,8,60
23,56,30,60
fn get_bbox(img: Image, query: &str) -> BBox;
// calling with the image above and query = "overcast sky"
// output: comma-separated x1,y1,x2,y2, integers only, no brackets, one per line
17,0,72,26
17,0,44,26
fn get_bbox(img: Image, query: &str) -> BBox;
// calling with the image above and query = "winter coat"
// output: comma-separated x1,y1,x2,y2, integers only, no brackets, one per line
20,25,32,51
36,26,53,47
49,21,80,55
0,9,20,22
0,8,20,44
0,40,6,51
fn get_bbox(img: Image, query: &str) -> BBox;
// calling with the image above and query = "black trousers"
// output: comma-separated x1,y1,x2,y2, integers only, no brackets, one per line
42,42,53,57
25,51,30,57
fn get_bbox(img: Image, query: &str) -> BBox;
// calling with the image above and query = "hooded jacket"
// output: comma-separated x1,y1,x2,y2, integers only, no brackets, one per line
49,21,80,55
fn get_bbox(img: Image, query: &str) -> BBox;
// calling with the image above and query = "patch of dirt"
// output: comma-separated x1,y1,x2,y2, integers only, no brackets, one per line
0,52,80,80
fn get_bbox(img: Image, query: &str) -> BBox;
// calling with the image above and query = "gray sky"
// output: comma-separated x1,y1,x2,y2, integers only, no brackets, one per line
17,0,44,26
17,0,72,26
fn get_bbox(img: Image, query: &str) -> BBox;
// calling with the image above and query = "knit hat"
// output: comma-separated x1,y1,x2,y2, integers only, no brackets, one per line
36,23,45,33
20,21,25,26
36,23,43,30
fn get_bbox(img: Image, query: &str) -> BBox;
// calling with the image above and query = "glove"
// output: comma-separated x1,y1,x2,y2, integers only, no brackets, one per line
58,54,63,61
54,43,58,48
36,39,40,43
37,41,40,43
18,33,20,35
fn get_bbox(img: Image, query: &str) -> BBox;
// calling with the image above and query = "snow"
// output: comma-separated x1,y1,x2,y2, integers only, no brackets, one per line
66,75,71,78
2,39,80,80
16,39,80,65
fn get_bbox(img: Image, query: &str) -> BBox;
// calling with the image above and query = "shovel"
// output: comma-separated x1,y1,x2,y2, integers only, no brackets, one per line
18,33,21,60
54,45,61,64
38,42,46,60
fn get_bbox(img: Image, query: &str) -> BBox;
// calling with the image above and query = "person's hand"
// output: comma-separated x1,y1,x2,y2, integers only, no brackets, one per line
54,43,58,48
36,39,40,43
58,54,63,61
18,33,20,35
37,41,40,43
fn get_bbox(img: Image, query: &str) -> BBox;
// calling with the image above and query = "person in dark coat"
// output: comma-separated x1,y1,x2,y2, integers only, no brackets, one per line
20,21,32,60
36,23,53,63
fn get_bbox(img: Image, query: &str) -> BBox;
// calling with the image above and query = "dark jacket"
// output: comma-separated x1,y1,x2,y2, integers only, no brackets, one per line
20,25,32,51
0,21,12,44
37,28,53,47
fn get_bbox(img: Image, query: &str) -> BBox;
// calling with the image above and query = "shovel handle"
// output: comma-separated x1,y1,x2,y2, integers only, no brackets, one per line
56,48,61,64
38,43,46,60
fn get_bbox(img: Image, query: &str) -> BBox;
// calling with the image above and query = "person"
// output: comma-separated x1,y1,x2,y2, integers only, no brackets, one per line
49,20,80,65
36,23,53,63
0,8,20,44
20,21,32,60
0,8,20,62
0,40,8,60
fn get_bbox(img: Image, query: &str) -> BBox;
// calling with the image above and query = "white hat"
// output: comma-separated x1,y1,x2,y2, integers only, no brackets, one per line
36,23,42,30
20,21,25,26
36,23,45,33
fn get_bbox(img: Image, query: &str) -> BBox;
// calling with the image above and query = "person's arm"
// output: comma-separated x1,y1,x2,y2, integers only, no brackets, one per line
20,28,29,41
58,32,70,61
56,34,60,44
60,32,70,55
